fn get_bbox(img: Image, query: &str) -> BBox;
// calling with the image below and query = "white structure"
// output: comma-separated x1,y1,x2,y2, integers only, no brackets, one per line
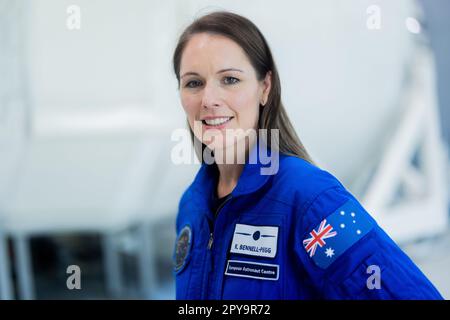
362,45,448,242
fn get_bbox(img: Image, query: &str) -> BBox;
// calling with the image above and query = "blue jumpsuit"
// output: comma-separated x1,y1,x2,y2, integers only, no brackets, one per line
173,147,443,300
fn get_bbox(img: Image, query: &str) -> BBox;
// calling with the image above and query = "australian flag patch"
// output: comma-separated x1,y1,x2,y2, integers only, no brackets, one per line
302,199,374,269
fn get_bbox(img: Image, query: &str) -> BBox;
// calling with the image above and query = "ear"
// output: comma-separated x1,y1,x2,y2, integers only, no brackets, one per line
260,71,272,106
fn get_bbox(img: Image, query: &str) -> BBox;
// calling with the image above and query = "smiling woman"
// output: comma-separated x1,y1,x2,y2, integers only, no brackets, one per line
173,12,312,170
171,11,443,300
178,32,270,163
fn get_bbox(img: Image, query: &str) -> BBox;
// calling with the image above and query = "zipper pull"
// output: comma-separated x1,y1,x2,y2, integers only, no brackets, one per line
207,233,214,250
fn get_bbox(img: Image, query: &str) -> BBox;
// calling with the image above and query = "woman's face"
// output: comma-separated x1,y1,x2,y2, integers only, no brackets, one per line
179,33,271,152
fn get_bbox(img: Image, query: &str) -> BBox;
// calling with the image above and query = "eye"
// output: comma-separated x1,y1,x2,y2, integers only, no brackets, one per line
223,76,240,85
185,80,202,88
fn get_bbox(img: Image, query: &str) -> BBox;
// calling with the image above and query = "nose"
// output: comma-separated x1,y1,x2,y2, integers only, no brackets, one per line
201,82,221,109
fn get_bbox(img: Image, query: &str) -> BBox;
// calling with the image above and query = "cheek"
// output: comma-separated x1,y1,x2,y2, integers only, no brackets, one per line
180,93,200,119
180,93,203,139
229,91,259,128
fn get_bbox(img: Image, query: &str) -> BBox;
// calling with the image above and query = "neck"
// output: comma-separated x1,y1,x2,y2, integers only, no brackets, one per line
215,162,244,198
214,137,256,197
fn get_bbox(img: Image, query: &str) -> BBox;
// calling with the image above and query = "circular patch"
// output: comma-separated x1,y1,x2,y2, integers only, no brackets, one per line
174,225,192,273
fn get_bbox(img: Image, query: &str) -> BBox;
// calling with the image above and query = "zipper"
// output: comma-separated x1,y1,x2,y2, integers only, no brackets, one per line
207,194,232,252
204,195,232,299
207,233,214,250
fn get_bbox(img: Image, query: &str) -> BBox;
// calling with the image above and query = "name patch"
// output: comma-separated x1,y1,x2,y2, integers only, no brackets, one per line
225,260,279,281
230,224,278,258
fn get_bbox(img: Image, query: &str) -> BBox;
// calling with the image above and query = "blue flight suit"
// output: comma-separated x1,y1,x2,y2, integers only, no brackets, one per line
173,145,443,300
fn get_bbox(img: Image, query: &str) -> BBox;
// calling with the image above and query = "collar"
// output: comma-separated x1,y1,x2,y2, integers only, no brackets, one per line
191,140,279,199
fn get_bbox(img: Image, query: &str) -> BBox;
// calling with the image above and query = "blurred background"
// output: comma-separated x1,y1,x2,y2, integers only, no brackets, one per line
0,0,449,299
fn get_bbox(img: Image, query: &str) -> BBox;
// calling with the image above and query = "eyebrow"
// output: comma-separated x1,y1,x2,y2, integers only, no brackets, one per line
180,68,244,79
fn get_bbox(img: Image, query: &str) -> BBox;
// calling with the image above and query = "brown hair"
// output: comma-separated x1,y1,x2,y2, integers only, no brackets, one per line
173,11,314,164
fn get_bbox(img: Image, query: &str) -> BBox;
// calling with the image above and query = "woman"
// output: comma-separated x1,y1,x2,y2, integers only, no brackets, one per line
172,11,443,299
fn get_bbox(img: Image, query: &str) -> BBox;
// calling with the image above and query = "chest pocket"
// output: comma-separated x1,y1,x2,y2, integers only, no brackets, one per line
221,213,286,299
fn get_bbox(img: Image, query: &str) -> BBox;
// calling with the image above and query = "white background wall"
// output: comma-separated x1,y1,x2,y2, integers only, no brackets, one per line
25,0,418,184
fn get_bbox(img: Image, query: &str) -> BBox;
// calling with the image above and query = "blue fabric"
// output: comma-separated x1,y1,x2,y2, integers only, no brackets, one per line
173,144,443,300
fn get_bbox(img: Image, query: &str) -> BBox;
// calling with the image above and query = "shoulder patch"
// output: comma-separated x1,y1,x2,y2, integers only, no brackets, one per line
174,225,192,273
302,199,374,269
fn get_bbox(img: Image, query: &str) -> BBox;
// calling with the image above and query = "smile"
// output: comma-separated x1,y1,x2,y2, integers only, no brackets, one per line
202,117,234,126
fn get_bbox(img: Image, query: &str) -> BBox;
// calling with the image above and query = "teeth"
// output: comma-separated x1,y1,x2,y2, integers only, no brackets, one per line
204,117,232,126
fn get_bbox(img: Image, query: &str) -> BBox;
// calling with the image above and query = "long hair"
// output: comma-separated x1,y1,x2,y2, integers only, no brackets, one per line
173,11,314,164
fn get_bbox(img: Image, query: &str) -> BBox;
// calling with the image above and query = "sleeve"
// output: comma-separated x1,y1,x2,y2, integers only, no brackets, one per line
293,186,444,300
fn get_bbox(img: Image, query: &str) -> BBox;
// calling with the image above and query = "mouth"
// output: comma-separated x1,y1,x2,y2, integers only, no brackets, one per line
201,116,234,127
